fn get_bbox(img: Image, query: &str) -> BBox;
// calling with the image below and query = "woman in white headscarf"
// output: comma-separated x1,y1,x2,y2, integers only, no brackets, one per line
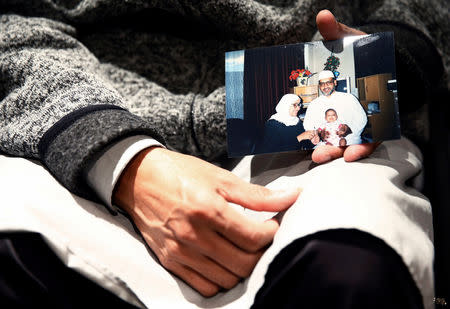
256,94,314,153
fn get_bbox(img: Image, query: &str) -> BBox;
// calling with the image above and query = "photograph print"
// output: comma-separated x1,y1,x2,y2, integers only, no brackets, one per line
225,32,400,157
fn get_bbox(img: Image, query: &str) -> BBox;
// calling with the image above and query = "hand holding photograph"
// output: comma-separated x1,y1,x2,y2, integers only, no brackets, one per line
226,32,400,157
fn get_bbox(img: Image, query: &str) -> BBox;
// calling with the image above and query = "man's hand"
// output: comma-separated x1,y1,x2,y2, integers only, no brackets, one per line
337,124,351,137
113,147,300,297
313,10,379,163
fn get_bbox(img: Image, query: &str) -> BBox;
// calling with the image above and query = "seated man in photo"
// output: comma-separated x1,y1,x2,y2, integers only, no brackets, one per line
301,70,367,146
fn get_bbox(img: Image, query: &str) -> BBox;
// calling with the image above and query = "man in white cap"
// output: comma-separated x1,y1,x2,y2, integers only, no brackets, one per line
301,70,367,145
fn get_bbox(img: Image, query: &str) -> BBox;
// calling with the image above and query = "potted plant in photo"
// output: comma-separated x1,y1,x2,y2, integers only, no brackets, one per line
289,69,313,86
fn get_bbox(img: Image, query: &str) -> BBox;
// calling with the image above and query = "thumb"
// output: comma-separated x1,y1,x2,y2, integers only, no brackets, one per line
218,179,301,212
316,9,366,41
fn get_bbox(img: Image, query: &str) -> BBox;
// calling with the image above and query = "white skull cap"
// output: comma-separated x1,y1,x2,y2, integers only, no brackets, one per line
318,70,335,81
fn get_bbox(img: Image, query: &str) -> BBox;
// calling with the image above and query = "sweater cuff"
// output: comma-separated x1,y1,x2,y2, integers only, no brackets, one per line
86,135,164,214
38,106,165,202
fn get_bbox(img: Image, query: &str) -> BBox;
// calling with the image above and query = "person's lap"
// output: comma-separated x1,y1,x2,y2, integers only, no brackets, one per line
233,137,433,308
0,231,142,308
0,229,424,309
252,228,424,309
0,137,434,308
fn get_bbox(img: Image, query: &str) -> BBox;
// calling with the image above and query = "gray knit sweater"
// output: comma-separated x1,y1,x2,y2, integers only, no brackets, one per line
0,0,448,199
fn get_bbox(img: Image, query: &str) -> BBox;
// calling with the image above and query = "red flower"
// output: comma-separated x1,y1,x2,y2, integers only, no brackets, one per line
289,68,312,81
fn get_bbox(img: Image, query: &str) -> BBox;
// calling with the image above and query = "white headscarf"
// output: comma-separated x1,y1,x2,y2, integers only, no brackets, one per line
269,93,301,126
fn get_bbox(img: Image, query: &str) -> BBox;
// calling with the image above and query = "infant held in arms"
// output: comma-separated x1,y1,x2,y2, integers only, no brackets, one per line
313,108,352,146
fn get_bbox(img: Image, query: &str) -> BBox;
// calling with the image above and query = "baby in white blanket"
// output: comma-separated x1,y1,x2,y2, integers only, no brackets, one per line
313,108,352,146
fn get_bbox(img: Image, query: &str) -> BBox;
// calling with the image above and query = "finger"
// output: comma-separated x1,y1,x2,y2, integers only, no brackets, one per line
163,259,221,297
311,144,345,163
316,9,366,41
160,206,263,284
171,242,241,289
343,142,380,162
208,201,282,252
217,176,301,212
184,227,264,278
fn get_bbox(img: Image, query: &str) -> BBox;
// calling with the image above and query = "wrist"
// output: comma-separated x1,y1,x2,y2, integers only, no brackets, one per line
112,146,159,213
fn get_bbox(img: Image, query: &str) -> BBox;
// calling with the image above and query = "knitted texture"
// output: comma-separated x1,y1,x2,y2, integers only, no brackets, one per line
42,108,164,199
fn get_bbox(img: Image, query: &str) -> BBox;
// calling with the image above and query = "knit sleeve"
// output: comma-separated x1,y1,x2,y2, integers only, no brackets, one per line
0,14,165,200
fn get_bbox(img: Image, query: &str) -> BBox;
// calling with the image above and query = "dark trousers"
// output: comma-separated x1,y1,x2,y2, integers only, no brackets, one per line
0,232,139,309
1,229,423,308
252,229,424,309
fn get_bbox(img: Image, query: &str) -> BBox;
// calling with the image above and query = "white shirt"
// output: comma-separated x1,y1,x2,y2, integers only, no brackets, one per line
303,91,367,145
86,136,164,213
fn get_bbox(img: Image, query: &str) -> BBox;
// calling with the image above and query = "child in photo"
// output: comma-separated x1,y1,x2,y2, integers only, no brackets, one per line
314,108,352,146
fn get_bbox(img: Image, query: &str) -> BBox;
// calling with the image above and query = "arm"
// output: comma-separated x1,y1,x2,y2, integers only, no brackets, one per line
300,102,321,144
302,100,321,131
0,14,301,297
113,146,300,296
349,96,367,136
296,130,316,143
0,14,165,200
338,124,352,137
86,136,164,213
340,95,367,144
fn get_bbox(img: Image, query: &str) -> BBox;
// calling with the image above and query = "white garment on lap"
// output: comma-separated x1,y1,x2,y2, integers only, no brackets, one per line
0,137,433,309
